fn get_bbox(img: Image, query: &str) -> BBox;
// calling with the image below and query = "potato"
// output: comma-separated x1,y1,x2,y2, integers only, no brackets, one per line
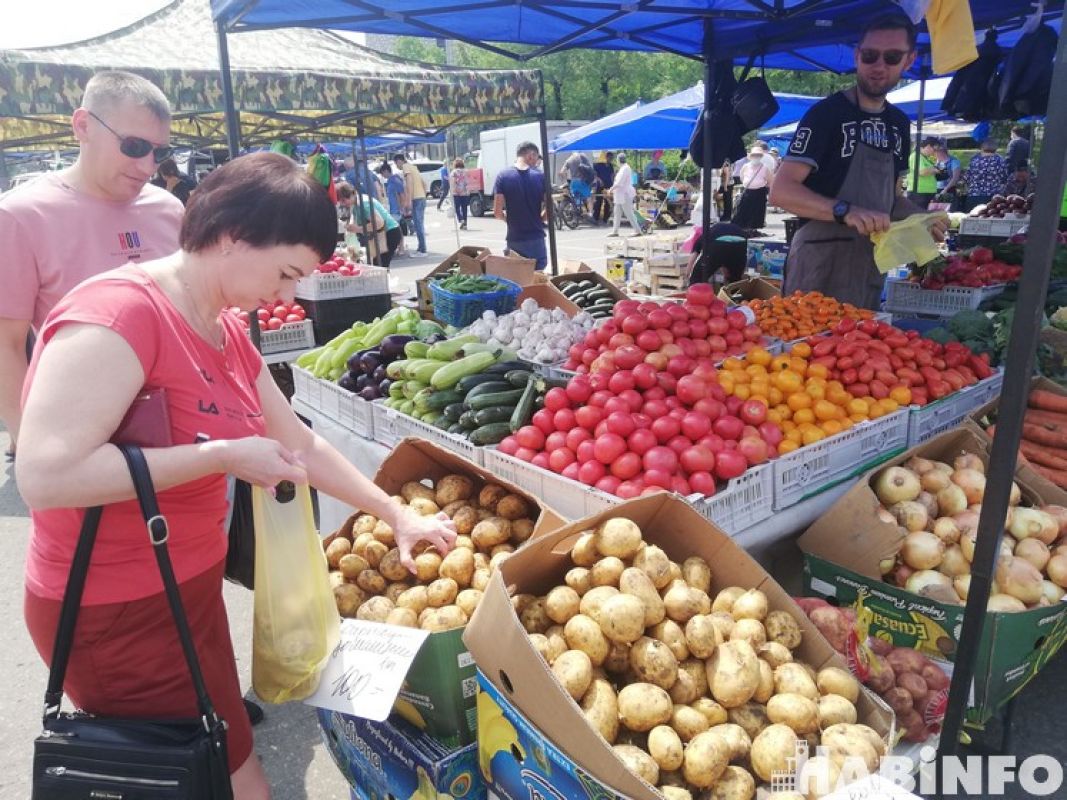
356,569,387,596
441,499,468,518
581,678,619,743
512,518,535,543
757,641,794,669
629,637,679,690
667,667,700,705
477,483,508,511
530,633,552,663
765,610,803,650
633,545,673,589
618,683,673,731
620,567,667,627
545,586,582,625
681,730,730,788
750,723,799,782
496,494,529,521
371,519,395,546
565,567,592,596
338,552,369,580
377,549,410,583
476,509,493,522
767,693,819,734
818,694,858,728
571,532,600,567
595,518,644,559
681,556,713,594
400,481,435,505
439,547,475,588
728,618,767,649
658,787,693,800
816,667,860,703
650,620,690,662
823,734,878,774
590,556,626,588
706,640,760,708
471,568,491,592
356,596,393,622
413,551,442,583
511,593,537,615
668,704,709,742
613,744,659,786
726,701,769,740
690,697,728,727
423,605,468,632
564,614,611,666
328,571,345,590
774,662,819,701
427,577,458,608
679,616,716,660
578,585,620,621
731,589,768,621
598,594,647,644
543,626,568,663
520,598,552,634
847,723,887,757
753,659,775,703
603,641,631,674
456,588,482,619
325,537,352,569
488,552,511,572
663,581,706,623
473,552,490,571
797,755,841,800
396,586,429,615
712,586,745,614
708,611,736,641
365,541,390,571
552,649,593,700
352,514,377,536
648,725,684,771
706,765,755,800
386,607,418,628
433,475,474,507
705,723,752,762
451,506,479,537
408,497,440,517
472,517,512,549
333,584,365,617
351,532,373,557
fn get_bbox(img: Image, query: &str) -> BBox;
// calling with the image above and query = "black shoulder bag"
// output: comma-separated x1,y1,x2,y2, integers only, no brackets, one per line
32,445,233,799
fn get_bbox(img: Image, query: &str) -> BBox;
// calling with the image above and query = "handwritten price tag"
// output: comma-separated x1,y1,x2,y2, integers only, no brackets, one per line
303,619,430,720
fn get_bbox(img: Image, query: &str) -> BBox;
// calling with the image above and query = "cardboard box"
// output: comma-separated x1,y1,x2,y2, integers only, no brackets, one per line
718,276,782,306
560,260,593,274
417,246,492,313
479,253,540,286
463,493,894,800
515,282,581,316
550,270,628,303
798,423,1067,725
318,710,485,800
604,256,633,283
327,438,566,748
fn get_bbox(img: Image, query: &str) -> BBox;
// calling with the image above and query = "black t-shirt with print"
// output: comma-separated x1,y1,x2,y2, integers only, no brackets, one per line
784,91,911,201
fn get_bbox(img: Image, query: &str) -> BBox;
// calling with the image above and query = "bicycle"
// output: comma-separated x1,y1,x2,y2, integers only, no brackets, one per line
551,184,583,230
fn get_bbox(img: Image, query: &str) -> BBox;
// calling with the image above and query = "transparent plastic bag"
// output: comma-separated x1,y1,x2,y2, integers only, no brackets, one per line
251,483,339,703
870,211,948,273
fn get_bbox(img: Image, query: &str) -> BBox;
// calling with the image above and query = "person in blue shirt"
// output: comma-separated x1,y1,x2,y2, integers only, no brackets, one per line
377,163,409,257
494,141,547,271
437,163,450,210
338,182,402,268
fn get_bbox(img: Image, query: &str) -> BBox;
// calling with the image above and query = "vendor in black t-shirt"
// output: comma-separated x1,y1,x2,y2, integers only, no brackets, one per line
770,15,946,310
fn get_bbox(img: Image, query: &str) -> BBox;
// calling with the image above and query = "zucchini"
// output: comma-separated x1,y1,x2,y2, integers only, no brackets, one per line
473,405,515,426
469,422,513,446
510,374,540,432
504,369,535,388
425,389,465,411
443,402,468,423
448,422,465,435
484,360,529,374
434,415,452,430
468,388,526,411
431,351,498,390
462,380,512,401
577,279,595,289
560,282,582,297
456,372,505,394
586,289,613,303
458,410,480,430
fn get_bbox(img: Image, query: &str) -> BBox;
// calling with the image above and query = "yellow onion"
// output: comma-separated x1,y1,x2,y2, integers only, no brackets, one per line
995,556,1044,605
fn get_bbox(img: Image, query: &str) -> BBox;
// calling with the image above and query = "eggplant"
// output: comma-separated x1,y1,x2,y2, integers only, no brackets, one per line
338,372,358,392
379,334,415,361
354,373,371,391
359,387,379,401
346,347,376,373
372,364,388,383
379,378,393,396
358,350,382,376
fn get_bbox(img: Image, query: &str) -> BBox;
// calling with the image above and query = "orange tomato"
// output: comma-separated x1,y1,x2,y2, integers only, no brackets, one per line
748,347,772,367
826,387,851,408
723,357,745,371
806,363,829,380
774,370,804,395
794,408,816,426
889,385,913,405
787,392,813,412
770,355,793,373
820,419,844,436
802,427,826,445
767,387,785,406
779,440,800,454
791,341,812,359
847,398,870,417
733,384,751,400
814,400,841,422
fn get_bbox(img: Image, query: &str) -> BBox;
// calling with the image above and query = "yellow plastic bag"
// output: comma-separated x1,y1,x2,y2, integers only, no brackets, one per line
251,483,339,703
870,211,948,273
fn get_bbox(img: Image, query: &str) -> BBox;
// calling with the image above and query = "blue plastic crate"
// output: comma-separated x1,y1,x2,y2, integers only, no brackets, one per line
430,275,521,327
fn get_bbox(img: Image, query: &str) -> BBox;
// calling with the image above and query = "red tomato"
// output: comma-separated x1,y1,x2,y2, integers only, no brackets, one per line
285,313,303,324
565,427,592,452
608,370,636,394
589,390,613,408
644,469,672,489
671,476,692,495
688,471,716,496
593,433,628,464
648,309,673,329
627,428,657,456
714,450,748,480
643,446,679,474
576,440,597,464
532,409,556,435
616,480,643,500
636,330,662,352
602,397,631,417
681,412,712,441
575,405,604,431
739,399,768,426
515,425,546,451
618,389,644,412
667,435,694,456
548,448,576,473
565,376,593,405
562,461,581,481
544,431,568,452
712,415,745,441
578,460,607,486
516,447,537,463
675,375,708,406
498,436,520,456
595,475,622,495
611,451,643,480
553,408,577,432
589,372,611,392
680,445,716,474
738,436,770,466
256,308,271,322
267,317,283,331
273,304,289,317
632,363,658,390
621,314,648,336
643,399,669,419
651,415,681,444
606,412,636,438
686,283,715,306
544,387,571,412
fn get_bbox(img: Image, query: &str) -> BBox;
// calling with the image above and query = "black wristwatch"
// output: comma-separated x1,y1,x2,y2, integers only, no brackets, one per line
832,200,851,225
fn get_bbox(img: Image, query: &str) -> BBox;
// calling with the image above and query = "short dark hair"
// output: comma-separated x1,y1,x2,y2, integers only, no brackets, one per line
1012,125,1029,138
393,153,407,163
860,15,917,51
920,136,940,149
516,141,539,157
335,181,355,200
378,163,392,175
180,151,336,262
157,157,181,178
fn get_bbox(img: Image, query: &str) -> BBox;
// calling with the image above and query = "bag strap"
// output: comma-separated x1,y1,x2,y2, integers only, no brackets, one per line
44,445,222,731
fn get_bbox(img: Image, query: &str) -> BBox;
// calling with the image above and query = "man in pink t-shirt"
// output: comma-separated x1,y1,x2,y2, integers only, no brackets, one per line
0,71,183,453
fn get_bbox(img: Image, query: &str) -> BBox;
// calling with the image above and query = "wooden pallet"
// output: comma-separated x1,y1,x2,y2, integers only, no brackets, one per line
651,272,687,294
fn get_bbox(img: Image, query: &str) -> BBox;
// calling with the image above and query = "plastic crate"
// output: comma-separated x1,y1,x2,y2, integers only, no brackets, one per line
295,267,390,301
481,448,619,520
370,401,403,449
773,410,910,510
291,366,375,437
908,370,1004,446
291,366,324,411
391,412,485,466
429,276,521,328
255,319,315,355
688,462,775,534
883,278,1006,318
301,294,393,345
958,216,1029,239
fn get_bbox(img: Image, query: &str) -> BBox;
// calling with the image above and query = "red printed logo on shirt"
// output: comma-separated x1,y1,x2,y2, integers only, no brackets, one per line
117,231,142,250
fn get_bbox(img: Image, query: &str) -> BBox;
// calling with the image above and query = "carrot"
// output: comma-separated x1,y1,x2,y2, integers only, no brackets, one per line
1018,440,1067,470
1023,409,1067,429
1029,463,1067,491
1029,388,1067,413
1022,423,1067,449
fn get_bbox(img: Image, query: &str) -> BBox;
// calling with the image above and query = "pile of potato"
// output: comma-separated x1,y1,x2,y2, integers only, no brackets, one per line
514,517,887,800
324,474,538,631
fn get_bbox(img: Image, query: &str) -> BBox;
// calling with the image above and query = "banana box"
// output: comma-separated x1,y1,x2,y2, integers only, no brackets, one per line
799,423,1067,726
318,709,484,800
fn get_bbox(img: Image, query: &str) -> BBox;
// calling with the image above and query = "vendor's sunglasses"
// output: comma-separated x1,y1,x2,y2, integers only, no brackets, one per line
88,110,174,163
859,48,908,66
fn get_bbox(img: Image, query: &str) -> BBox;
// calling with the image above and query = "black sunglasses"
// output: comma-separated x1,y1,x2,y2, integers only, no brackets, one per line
859,48,908,66
88,110,174,164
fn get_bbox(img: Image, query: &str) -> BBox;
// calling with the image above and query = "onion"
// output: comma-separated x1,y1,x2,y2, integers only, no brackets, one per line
905,570,954,596
879,557,898,576
995,556,1044,605
954,574,999,601
1009,482,1022,507
921,470,951,493
893,564,915,588
988,593,1027,612
951,468,986,505
932,517,961,545
953,510,980,538
916,491,940,522
919,583,963,605
1054,545,1067,559
938,545,971,578
1041,504,1067,539
937,485,968,516
873,467,922,506
901,531,945,570
960,530,977,563
877,507,898,526
904,456,936,474
1014,537,1051,572
1042,580,1066,604
1008,508,1058,544
954,454,985,474
1047,554,1067,588
890,501,930,533
930,461,954,474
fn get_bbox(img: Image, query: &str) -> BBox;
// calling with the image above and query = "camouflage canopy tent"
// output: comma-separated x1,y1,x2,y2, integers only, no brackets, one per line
0,0,542,152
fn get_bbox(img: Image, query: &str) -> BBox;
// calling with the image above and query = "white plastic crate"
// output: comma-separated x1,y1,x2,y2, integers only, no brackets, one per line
391,412,485,466
773,410,910,510
958,216,1028,239
256,319,315,355
295,266,390,301
907,370,1004,446
370,401,403,448
291,365,341,419
481,448,618,520
883,278,1006,318
689,461,775,534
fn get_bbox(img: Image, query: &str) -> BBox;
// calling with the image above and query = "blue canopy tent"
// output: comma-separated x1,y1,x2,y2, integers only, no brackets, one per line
550,83,818,152
211,3,1067,765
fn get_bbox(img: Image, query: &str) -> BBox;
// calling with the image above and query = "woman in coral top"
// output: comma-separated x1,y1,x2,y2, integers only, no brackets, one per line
16,152,457,800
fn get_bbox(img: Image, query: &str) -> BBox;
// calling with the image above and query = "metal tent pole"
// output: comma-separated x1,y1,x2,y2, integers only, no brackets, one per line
537,71,559,275
936,31,1067,792
356,120,380,265
700,20,715,281
910,57,927,195
214,21,241,160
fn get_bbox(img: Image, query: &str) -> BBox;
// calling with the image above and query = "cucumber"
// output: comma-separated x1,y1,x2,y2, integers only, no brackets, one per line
577,279,595,289
510,374,540,432
434,415,452,430
505,369,535,388
468,388,526,411
560,282,582,297
456,372,506,394
484,360,529,375
473,405,516,426
425,389,465,411
448,422,465,435
459,410,480,430
462,380,512,401
469,422,513,446
586,289,613,303
443,402,468,423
